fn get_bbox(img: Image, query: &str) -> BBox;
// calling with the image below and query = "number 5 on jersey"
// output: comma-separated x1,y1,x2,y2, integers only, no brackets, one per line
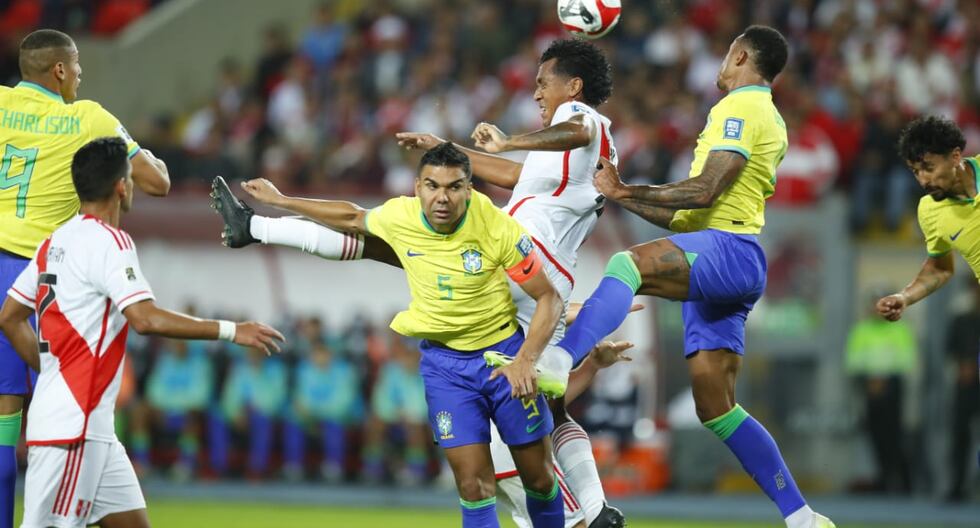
0,144,39,218
437,274,453,300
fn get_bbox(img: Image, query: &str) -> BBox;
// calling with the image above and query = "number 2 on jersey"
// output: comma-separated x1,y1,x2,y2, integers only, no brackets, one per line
0,144,39,218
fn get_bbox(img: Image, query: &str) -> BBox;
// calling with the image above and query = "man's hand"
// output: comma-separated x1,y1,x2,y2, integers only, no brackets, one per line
472,122,511,153
241,178,285,206
876,294,907,322
233,322,286,355
395,132,445,151
489,357,538,399
591,341,634,368
593,157,629,200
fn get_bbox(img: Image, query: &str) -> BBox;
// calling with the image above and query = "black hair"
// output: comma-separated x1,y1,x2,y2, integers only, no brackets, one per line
897,115,967,163
19,29,74,77
71,137,130,202
540,39,613,107
419,142,471,179
740,25,788,83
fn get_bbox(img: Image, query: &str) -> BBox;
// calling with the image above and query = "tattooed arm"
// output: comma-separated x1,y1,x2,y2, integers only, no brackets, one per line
594,151,746,209
617,199,679,230
875,253,955,321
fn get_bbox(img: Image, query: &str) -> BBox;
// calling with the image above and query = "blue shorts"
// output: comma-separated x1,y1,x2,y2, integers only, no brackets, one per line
0,250,37,394
419,330,553,449
667,229,767,357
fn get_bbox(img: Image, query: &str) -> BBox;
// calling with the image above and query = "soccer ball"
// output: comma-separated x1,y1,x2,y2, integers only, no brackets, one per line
557,0,621,40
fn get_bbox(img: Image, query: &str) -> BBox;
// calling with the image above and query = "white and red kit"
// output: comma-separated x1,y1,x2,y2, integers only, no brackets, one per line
503,100,617,342
8,214,153,528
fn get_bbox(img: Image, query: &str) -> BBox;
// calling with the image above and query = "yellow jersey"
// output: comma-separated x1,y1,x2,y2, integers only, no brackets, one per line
671,85,788,235
917,155,980,279
366,190,535,351
0,81,140,258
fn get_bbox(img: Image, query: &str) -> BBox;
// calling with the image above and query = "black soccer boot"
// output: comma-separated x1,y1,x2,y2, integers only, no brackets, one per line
210,175,257,248
588,503,626,528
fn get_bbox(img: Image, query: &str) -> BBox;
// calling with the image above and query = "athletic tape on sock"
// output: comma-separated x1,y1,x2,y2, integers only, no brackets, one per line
603,251,642,293
703,404,749,441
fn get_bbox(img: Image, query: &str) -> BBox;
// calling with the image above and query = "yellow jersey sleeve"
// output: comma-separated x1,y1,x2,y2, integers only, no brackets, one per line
365,196,412,244
702,96,758,160
917,197,951,257
78,100,140,158
486,207,535,270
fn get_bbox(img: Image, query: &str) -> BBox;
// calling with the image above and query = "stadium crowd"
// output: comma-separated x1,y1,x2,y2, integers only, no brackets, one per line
125,0,980,235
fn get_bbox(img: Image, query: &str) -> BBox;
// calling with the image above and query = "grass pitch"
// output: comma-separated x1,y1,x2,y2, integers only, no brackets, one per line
123,500,946,527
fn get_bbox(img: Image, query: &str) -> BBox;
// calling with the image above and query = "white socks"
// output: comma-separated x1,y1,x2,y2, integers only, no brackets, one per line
250,216,364,260
552,420,605,524
785,504,815,528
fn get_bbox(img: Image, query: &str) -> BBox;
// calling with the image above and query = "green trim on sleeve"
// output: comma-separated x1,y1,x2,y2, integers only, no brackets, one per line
928,250,951,258
710,145,751,160
127,145,141,159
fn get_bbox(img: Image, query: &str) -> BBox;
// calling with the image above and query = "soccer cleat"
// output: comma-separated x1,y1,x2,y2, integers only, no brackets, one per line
210,175,257,248
812,513,836,528
588,503,626,528
483,349,568,398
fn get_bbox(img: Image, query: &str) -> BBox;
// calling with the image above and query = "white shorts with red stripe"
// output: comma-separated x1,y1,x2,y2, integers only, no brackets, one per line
496,467,586,528
21,440,145,528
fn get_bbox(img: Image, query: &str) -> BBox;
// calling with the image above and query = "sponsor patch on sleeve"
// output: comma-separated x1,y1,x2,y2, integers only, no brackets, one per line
723,118,744,140
116,124,134,143
516,234,533,258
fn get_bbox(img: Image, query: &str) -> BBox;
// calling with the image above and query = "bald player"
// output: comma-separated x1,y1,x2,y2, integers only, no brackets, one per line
0,29,169,528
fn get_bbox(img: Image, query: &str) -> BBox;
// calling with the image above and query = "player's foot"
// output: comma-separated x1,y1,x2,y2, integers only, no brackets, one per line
483,348,568,398
210,175,257,248
811,513,835,528
588,503,626,528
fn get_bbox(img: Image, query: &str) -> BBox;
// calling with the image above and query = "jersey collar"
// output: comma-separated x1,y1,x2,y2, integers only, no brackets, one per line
420,201,470,235
728,85,772,95
16,81,64,103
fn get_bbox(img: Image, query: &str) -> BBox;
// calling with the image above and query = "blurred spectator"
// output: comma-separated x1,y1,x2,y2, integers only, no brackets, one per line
894,23,959,116
362,333,429,485
211,347,288,479
134,339,212,480
252,23,294,102
944,278,980,503
849,105,914,233
282,342,363,483
845,291,918,495
768,103,838,205
299,2,347,75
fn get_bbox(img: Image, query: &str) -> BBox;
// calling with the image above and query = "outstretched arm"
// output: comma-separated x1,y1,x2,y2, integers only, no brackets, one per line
396,132,523,190
123,300,284,354
130,149,170,196
595,151,746,210
472,114,594,154
876,253,955,321
240,178,371,236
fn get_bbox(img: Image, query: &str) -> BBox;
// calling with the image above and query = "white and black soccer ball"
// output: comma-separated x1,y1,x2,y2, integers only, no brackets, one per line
557,0,621,40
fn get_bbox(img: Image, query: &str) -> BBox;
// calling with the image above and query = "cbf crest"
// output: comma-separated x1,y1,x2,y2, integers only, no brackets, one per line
461,248,483,275
436,411,454,440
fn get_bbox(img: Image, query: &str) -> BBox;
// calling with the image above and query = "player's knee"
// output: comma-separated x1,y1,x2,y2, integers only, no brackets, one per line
456,475,495,502
522,471,555,496
691,383,733,423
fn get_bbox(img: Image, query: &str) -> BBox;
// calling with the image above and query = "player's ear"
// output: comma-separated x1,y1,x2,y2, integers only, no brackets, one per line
950,147,962,165
567,76,584,100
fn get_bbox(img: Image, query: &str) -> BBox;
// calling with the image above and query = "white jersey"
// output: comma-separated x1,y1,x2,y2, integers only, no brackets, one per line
8,215,154,445
504,100,617,288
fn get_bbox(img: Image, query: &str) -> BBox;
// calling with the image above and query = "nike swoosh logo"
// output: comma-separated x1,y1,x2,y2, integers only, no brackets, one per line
951,228,964,241
522,263,533,274
406,250,425,257
526,419,545,433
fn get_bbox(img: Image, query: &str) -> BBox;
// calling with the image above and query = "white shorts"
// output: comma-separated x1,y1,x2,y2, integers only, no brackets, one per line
21,440,146,528
496,472,586,528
